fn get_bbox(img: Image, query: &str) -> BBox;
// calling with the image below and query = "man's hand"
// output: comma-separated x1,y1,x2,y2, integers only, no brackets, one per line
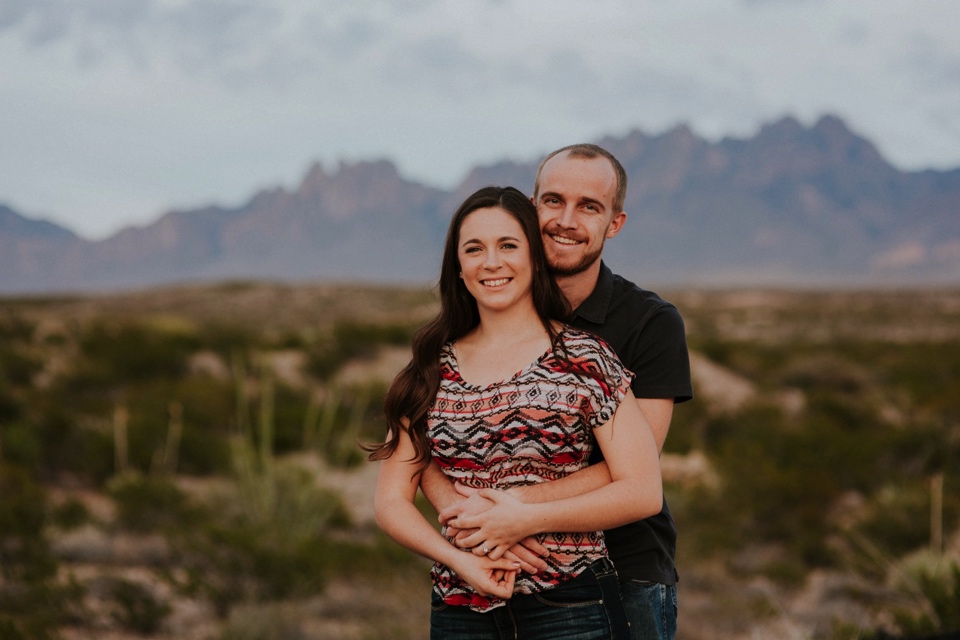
440,483,540,559
441,483,550,572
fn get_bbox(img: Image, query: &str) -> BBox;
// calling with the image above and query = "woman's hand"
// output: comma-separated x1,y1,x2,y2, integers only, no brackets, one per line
447,551,520,599
447,522,550,573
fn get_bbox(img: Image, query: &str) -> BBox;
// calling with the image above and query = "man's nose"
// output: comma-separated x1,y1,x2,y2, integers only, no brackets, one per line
556,205,577,228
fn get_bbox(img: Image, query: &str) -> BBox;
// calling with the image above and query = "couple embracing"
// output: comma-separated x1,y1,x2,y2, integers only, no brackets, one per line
367,144,692,640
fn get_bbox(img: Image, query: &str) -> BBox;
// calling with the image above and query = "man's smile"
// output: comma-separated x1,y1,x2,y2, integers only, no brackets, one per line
549,233,584,246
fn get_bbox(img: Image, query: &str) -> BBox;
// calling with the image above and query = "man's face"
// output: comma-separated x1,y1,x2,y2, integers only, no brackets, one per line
534,153,626,277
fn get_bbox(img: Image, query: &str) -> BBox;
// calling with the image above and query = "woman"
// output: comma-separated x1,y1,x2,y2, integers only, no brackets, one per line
367,186,663,639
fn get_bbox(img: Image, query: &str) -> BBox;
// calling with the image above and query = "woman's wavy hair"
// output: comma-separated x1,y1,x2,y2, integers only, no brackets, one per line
365,186,570,468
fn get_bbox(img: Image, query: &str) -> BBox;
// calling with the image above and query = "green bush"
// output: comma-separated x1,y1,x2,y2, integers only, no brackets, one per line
109,579,171,635
0,380,21,422
892,558,960,635
0,345,43,388
0,313,35,342
75,320,196,385
108,473,201,533
26,402,114,484
196,322,257,360
0,463,81,639
0,422,40,468
51,497,91,531
306,321,415,380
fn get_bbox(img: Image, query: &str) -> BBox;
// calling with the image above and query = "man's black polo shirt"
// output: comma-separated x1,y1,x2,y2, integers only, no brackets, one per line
569,262,693,585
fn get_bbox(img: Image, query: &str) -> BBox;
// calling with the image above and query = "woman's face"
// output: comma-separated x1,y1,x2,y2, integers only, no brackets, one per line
457,206,534,314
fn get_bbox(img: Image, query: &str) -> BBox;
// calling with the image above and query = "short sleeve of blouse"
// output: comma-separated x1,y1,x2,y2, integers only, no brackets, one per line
561,330,634,430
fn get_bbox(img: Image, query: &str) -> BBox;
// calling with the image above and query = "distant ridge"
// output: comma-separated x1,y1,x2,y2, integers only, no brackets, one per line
2,115,959,293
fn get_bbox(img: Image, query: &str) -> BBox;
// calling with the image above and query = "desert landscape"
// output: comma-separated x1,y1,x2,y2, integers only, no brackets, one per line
1,282,959,639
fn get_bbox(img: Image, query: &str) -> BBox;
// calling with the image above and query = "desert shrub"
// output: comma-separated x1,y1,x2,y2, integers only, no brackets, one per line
26,402,114,483
221,602,312,640
322,530,423,577
306,384,387,467
0,345,43,388
109,579,171,635
306,321,415,380
662,395,711,454
0,464,55,582
266,384,312,454
0,422,40,468
0,380,21,423
876,341,960,417
120,381,233,475
779,354,871,395
167,467,352,612
0,463,82,639
704,399,874,564
854,484,931,557
270,330,309,350
108,474,201,533
689,338,791,384
74,320,195,385
51,497,91,531
196,322,258,360
0,313,34,342
891,557,960,636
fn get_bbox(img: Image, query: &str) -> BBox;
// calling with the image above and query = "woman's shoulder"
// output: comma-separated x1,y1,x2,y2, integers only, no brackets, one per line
558,327,618,356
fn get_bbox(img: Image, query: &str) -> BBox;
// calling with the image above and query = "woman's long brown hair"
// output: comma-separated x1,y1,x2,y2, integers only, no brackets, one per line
364,186,570,471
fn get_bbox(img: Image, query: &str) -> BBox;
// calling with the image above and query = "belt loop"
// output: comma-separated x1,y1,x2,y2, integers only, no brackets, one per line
591,557,630,640
589,556,617,578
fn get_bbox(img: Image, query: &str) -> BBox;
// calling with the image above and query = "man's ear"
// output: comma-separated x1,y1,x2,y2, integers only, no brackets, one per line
605,211,627,238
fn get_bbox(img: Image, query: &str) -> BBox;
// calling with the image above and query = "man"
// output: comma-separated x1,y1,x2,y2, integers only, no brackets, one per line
423,144,693,640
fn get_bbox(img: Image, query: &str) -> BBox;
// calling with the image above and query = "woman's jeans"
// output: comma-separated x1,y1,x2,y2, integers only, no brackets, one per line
620,581,677,640
430,558,630,640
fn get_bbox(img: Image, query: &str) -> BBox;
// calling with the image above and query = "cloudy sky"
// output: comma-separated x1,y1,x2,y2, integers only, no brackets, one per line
2,0,959,239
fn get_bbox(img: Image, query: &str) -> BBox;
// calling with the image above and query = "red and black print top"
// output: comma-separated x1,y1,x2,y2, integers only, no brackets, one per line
428,328,633,612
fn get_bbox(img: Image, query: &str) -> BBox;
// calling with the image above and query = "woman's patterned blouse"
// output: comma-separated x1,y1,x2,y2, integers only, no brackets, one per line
428,328,634,612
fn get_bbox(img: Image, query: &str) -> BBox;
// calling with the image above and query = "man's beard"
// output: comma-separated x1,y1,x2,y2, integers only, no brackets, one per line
547,242,604,277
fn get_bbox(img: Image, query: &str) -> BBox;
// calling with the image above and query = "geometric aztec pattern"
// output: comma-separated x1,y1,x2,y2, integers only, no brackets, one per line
427,328,633,612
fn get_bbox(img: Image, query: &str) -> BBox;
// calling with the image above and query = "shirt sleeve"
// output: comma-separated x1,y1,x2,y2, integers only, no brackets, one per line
571,334,635,430
623,304,693,403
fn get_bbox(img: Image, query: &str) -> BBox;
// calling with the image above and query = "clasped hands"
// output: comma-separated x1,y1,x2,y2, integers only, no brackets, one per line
439,482,550,575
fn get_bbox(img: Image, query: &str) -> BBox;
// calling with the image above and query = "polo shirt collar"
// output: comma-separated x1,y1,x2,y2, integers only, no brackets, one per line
571,261,614,324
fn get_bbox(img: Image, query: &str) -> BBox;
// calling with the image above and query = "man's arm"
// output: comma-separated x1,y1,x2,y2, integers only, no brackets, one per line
450,390,663,557
419,459,461,512
508,396,673,505
637,397,674,454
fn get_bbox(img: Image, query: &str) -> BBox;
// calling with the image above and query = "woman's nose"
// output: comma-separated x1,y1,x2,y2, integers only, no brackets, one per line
483,250,502,269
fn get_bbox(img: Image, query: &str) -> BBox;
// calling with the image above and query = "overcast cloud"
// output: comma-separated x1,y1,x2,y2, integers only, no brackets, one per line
2,0,958,238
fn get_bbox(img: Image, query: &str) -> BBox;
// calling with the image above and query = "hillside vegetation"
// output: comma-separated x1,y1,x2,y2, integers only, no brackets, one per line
1,282,958,639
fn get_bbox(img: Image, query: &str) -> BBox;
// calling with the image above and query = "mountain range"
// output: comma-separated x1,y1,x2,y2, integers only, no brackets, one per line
2,114,959,294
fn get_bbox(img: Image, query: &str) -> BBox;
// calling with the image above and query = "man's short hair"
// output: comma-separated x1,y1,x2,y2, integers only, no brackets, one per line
533,144,628,214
